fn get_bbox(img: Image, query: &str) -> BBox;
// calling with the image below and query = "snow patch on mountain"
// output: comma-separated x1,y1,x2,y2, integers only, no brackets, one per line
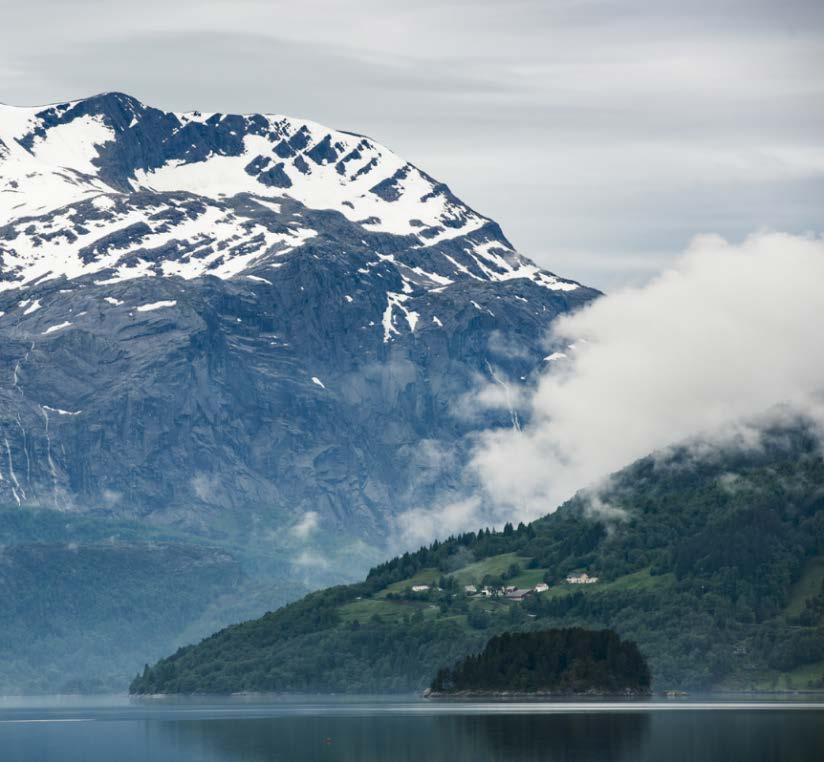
0,93,587,345
135,300,176,312
42,320,72,334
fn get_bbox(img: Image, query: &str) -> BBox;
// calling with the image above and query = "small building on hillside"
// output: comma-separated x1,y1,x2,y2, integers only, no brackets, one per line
505,588,533,601
464,584,477,594
533,582,549,593
411,584,431,592
565,572,599,585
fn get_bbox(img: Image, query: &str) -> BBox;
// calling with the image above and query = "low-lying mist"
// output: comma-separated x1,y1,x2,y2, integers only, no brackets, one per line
394,231,824,548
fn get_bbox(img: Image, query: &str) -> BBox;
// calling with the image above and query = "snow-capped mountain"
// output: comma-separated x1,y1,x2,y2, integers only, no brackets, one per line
0,92,575,299
0,92,599,690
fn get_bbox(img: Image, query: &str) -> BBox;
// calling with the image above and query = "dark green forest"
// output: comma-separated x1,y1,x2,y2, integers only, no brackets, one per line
131,422,824,695
430,629,650,695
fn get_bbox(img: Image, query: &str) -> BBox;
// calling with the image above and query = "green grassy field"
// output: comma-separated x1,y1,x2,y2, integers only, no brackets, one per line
602,567,674,592
509,568,548,588
450,553,533,585
338,596,415,624
343,562,674,633
376,567,442,598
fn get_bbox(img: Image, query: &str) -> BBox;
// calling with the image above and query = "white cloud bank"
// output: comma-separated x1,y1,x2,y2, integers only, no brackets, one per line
396,231,824,546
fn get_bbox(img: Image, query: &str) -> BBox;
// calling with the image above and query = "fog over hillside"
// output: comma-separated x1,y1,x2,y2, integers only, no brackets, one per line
396,231,824,546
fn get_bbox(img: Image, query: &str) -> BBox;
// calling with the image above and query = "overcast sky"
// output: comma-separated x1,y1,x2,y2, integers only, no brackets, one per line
1,0,822,289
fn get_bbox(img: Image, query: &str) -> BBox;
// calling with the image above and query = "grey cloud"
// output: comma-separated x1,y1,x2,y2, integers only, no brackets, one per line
1,1,823,289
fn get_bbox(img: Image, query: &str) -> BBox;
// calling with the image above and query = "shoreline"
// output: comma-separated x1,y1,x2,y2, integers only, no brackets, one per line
424,689,652,700
124,686,824,700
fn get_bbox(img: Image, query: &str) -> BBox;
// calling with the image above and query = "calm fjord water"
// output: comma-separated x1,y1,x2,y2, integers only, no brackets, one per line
1,695,822,762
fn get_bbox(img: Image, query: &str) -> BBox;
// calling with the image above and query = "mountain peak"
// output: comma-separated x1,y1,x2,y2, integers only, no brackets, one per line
0,93,583,298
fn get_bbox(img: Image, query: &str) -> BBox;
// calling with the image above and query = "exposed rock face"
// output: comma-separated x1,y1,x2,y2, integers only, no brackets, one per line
0,93,600,690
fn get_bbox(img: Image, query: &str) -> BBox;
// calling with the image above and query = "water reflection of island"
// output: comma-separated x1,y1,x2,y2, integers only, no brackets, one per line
155,704,824,762
157,709,651,762
452,712,651,761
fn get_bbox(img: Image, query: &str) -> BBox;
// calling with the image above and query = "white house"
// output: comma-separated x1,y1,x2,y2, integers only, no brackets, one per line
533,583,549,593
464,585,478,594
565,572,599,584
411,584,430,592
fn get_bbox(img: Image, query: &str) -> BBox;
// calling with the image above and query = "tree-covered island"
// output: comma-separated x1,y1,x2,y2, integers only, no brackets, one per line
429,628,651,697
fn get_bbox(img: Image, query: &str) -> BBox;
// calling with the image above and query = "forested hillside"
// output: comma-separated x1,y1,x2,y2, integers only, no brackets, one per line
132,421,824,694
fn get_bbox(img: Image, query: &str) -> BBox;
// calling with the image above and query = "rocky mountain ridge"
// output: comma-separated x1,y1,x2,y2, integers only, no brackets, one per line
0,92,597,544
